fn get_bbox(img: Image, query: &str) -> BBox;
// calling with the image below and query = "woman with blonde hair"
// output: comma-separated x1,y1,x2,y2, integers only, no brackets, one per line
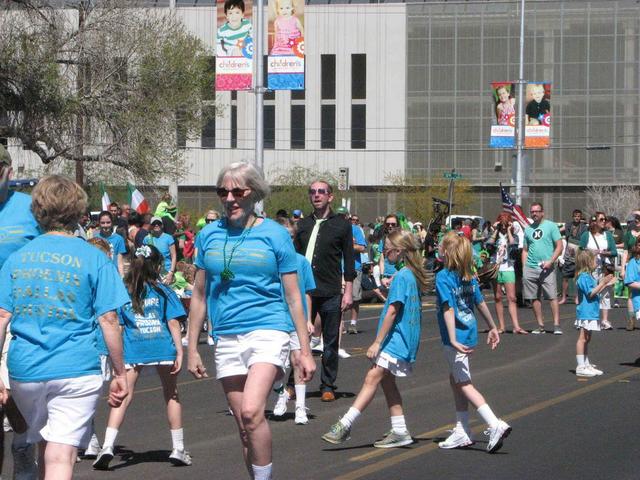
0,175,130,479
322,229,428,448
435,234,511,453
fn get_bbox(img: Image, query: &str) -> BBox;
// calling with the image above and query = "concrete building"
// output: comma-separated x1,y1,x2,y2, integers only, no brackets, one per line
6,0,640,222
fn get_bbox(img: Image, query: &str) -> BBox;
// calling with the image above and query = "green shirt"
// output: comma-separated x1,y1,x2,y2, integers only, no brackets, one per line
524,219,561,268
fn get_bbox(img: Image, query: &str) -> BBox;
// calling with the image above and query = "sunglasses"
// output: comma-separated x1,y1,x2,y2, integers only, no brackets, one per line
351,218,359,222
205,218,215,224
385,223,398,227
216,187,250,198
308,188,329,195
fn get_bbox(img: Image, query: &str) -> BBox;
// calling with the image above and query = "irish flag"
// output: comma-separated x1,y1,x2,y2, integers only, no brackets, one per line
100,183,111,211
128,183,150,214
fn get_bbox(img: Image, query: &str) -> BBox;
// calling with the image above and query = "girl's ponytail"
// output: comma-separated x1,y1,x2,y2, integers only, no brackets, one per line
125,245,163,314
386,230,431,292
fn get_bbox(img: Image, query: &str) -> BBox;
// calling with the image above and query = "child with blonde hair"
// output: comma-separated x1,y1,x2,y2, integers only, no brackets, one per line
436,234,510,453
322,230,429,448
574,249,615,377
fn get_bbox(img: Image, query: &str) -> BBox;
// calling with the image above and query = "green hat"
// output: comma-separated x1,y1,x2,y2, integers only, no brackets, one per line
336,207,348,215
0,145,11,166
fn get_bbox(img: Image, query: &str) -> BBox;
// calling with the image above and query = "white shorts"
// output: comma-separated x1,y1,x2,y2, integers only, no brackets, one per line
289,331,301,352
575,320,600,331
11,375,103,447
100,355,113,382
443,346,472,384
214,330,290,379
375,351,413,377
0,333,11,389
124,360,174,370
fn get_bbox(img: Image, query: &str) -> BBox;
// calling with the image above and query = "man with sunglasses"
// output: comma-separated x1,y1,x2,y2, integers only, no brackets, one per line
294,181,356,402
522,202,563,334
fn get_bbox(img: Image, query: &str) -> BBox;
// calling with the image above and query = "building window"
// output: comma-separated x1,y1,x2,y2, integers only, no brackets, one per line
201,106,216,148
321,105,335,149
351,104,366,149
321,54,336,100
351,54,366,100
231,105,237,149
176,111,186,148
202,56,216,101
264,105,275,149
291,104,305,149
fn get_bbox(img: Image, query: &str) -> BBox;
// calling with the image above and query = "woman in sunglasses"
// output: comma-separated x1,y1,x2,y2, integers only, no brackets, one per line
379,214,401,288
187,162,315,480
578,212,618,330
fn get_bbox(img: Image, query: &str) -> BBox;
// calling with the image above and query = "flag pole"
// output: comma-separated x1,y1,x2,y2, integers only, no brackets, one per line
515,0,526,204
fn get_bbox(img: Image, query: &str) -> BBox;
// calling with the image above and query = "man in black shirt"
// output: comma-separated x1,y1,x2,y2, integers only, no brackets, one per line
294,181,355,402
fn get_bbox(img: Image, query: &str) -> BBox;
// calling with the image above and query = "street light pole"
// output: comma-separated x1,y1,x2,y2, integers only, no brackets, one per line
515,0,526,204
254,0,264,172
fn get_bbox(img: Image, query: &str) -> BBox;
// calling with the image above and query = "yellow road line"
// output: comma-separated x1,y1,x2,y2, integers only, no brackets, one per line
336,368,639,480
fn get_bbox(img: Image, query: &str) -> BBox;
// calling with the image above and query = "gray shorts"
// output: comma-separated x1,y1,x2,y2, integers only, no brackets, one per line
523,265,558,300
352,270,363,302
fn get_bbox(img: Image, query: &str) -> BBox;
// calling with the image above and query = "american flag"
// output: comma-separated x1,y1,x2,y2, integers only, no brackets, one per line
500,184,531,228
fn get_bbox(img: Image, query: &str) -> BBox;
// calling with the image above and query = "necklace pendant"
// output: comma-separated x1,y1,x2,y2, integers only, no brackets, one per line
221,268,235,281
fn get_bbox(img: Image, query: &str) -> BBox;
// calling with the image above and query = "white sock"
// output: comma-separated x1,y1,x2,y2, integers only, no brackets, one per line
584,356,591,366
350,320,357,326
477,404,499,429
252,463,272,480
455,411,470,433
103,427,119,449
339,407,361,429
89,433,101,450
295,384,306,408
170,428,184,451
576,355,585,367
390,415,408,435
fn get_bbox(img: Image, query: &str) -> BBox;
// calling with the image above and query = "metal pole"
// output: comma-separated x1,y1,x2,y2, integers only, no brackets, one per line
254,0,264,171
447,169,455,216
515,0,526,204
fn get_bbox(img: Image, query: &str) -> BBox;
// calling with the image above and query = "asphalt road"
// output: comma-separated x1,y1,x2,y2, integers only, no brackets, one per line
4,298,640,480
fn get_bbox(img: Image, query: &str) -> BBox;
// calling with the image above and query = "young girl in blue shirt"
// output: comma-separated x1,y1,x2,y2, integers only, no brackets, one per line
574,249,615,377
435,232,510,453
321,229,429,448
94,245,191,470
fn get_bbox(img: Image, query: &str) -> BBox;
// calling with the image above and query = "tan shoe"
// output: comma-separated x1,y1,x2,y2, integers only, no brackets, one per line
321,391,336,402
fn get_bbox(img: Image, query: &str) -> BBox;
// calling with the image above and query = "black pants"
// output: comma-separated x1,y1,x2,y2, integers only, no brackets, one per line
312,294,342,393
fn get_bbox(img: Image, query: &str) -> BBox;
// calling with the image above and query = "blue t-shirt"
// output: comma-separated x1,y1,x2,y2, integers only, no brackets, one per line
195,218,298,336
377,267,422,363
285,254,316,322
0,235,130,382
0,192,41,269
144,232,174,273
97,231,127,270
379,238,397,277
352,225,366,272
624,258,640,313
435,268,484,348
118,284,186,364
576,272,600,321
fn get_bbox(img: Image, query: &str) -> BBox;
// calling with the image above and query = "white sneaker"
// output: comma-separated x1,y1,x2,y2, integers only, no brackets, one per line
485,420,512,453
207,336,215,346
169,448,192,466
295,406,309,425
93,446,114,470
12,443,37,480
576,365,596,377
83,435,101,458
181,337,188,347
338,348,351,359
587,364,603,375
272,390,289,416
3,416,12,432
438,428,473,449
311,337,323,353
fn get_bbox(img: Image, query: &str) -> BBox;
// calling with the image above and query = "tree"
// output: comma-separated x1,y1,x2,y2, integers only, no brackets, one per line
384,172,474,224
585,185,639,220
266,165,345,217
0,0,215,185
